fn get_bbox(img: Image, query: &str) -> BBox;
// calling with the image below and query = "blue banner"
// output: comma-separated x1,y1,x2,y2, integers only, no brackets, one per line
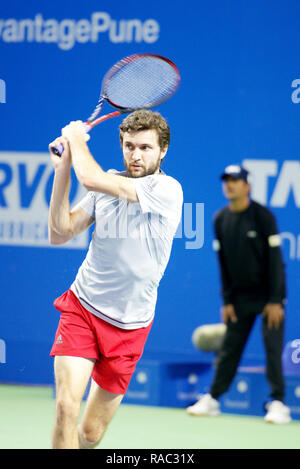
0,0,300,385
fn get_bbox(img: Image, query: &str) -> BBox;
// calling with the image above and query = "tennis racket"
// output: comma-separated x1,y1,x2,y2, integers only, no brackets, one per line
50,53,180,156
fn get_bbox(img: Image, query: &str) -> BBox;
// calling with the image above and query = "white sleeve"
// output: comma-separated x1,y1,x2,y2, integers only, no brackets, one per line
132,175,183,220
72,191,96,218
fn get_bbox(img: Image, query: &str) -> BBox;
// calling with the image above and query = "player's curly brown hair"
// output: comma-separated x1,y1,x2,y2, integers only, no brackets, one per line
119,109,170,150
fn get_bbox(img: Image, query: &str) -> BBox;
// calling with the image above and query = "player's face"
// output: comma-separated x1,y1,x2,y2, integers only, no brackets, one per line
222,177,250,200
122,129,167,178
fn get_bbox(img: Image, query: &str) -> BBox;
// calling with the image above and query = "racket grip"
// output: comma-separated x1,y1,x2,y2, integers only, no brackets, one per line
50,122,92,157
51,143,64,156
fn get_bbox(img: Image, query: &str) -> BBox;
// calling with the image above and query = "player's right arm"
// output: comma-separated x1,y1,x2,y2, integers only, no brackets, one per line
48,136,94,245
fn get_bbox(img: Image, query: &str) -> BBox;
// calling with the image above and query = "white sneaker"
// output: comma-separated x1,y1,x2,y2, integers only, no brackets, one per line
186,394,220,416
264,400,291,424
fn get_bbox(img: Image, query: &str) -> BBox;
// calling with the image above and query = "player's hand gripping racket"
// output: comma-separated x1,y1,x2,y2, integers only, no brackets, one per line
50,53,180,156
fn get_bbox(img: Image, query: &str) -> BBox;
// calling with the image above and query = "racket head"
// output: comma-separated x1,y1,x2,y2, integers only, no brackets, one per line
100,53,181,112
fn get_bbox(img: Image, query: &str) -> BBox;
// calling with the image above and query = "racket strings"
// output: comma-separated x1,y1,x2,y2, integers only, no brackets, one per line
103,57,179,110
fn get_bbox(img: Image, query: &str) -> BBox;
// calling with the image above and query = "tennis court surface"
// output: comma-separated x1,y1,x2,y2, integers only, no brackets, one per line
0,384,299,449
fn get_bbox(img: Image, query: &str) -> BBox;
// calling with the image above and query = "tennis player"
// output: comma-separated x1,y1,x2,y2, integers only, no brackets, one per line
48,110,183,449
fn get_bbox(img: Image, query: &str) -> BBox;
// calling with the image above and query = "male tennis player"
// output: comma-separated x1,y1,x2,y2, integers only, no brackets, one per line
187,165,291,424
48,110,183,449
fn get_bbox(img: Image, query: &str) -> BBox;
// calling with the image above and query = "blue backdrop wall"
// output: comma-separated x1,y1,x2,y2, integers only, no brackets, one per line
0,0,299,385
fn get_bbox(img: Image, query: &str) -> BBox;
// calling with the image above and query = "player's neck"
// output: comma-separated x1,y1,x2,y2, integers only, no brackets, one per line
229,196,250,212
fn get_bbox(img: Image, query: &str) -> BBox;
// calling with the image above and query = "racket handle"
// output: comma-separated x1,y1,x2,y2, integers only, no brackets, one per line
50,122,92,157
51,143,64,156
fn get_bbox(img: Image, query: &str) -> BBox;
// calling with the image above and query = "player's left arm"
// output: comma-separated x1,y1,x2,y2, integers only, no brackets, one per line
62,121,138,203
260,208,286,328
262,209,285,302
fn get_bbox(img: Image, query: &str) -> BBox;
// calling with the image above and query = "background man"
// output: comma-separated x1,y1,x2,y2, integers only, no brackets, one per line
187,164,290,424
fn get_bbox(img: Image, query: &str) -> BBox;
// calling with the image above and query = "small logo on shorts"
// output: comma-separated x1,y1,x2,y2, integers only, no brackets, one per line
56,334,63,344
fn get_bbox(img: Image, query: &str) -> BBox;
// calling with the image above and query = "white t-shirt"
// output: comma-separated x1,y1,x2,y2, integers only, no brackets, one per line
70,170,183,329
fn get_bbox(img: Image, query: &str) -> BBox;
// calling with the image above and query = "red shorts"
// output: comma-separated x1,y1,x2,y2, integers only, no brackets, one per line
50,290,153,395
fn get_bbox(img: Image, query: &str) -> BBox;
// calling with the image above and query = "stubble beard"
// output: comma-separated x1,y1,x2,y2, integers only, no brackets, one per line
124,157,162,178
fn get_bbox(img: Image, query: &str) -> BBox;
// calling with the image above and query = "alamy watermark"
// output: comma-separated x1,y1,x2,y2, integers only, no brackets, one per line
96,201,204,250
0,79,6,103
290,339,300,364
175,202,204,249
0,339,6,363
